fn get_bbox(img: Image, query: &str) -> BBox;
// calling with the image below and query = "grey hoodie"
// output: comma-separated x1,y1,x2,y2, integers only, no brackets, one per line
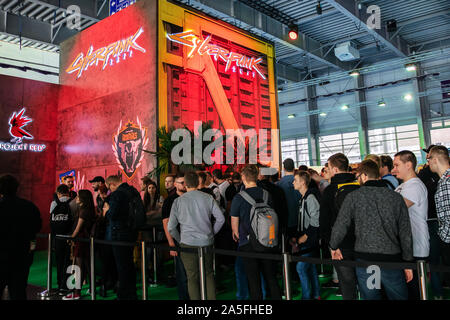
168,190,225,247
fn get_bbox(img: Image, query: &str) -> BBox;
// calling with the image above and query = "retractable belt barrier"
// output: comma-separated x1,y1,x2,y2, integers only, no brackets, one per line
37,233,450,301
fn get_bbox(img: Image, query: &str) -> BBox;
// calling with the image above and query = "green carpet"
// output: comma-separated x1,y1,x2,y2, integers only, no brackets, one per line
28,250,449,300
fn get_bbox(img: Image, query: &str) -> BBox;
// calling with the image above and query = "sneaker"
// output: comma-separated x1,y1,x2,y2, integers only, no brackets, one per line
62,292,81,300
58,289,68,296
335,288,342,297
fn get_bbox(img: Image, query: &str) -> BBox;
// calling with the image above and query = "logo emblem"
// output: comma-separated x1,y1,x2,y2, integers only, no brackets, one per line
9,108,33,143
66,27,146,79
112,117,148,179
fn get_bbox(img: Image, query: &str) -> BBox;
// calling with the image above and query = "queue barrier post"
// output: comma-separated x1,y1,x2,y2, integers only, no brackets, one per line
213,245,216,276
90,237,96,300
417,260,428,300
198,247,207,300
152,227,158,287
282,252,292,300
141,241,148,300
39,233,54,298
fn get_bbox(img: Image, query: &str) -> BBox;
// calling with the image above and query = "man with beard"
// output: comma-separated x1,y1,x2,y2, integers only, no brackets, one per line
89,176,107,213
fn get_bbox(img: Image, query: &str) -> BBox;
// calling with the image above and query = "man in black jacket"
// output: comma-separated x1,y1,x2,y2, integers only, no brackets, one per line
103,175,139,300
330,160,413,300
319,153,359,300
0,174,42,300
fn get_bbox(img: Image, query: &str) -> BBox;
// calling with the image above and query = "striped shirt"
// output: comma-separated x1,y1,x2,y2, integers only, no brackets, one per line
435,168,450,243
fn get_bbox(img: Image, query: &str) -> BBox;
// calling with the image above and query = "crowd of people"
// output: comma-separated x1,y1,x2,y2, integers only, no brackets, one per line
2,145,450,301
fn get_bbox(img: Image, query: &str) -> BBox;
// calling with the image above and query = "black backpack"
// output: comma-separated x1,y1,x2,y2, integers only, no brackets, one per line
50,198,73,235
334,182,360,213
123,186,146,232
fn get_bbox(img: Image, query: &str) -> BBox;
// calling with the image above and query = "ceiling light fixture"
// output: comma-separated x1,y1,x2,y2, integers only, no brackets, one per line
403,93,413,101
405,63,416,72
288,25,298,41
316,1,322,15
378,99,386,107
341,105,349,110
288,114,296,119
319,112,327,117
349,70,360,77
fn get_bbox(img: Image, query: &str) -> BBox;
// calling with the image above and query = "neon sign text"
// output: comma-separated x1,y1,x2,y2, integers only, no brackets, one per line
66,27,146,79
166,31,266,80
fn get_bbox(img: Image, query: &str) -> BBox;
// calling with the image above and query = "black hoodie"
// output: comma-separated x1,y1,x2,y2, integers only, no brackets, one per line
319,172,357,250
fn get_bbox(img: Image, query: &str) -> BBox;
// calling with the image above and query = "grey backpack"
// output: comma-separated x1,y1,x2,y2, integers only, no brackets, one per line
239,190,279,250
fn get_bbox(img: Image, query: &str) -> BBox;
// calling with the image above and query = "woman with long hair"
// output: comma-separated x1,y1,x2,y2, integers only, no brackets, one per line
62,189,95,300
142,179,164,285
143,180,164,214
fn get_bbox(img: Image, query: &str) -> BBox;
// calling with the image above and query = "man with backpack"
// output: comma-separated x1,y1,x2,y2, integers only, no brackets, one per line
50,184,75,296
103,175,145,300
319,153,359,300
231,164,282,300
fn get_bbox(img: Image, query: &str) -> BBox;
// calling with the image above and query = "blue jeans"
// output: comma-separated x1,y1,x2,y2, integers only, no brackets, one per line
355,260,408,300
235,256,266,300
296,253,320,299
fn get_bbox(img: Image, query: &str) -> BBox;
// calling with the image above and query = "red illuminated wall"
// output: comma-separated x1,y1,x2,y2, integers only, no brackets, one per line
0,75,59,237
58,0,157,192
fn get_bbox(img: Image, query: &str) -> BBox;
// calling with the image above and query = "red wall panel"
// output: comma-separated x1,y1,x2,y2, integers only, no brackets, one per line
0,75,59,241
58,0,158,192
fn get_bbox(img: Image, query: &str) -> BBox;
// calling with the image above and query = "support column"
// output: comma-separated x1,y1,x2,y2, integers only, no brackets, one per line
413,63,431,163
305,85,320,166
355,74,369,160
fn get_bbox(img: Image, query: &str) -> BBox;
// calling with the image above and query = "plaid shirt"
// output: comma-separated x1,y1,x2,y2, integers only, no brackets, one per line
435,168,450,243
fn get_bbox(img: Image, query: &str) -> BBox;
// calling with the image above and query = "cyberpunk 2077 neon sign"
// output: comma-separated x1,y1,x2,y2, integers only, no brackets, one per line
66,27,146,79
0,108,46,152
166,31,266,80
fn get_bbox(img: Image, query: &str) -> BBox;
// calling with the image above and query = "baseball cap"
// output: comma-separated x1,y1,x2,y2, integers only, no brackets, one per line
423,145,437,153
88,176,105,183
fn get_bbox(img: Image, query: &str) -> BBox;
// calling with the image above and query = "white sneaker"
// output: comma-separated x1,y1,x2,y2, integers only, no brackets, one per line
62,292,81,300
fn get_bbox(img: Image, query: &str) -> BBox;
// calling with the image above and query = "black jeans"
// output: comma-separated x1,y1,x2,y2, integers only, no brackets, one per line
112,244,137,300
335,249,358,300
0,257,28,300
97,243,117,288
54,237,70,290
240,243,282,300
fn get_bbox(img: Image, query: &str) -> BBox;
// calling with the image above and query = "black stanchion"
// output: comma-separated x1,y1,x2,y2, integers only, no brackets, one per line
90,237,96,301
198,247,207,301
35,233,450,301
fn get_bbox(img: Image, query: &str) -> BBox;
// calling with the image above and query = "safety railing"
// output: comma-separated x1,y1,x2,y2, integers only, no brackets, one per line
36,232,450,301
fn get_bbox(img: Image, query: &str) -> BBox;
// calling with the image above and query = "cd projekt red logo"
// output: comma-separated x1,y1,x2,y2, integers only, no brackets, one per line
0,108,46,152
